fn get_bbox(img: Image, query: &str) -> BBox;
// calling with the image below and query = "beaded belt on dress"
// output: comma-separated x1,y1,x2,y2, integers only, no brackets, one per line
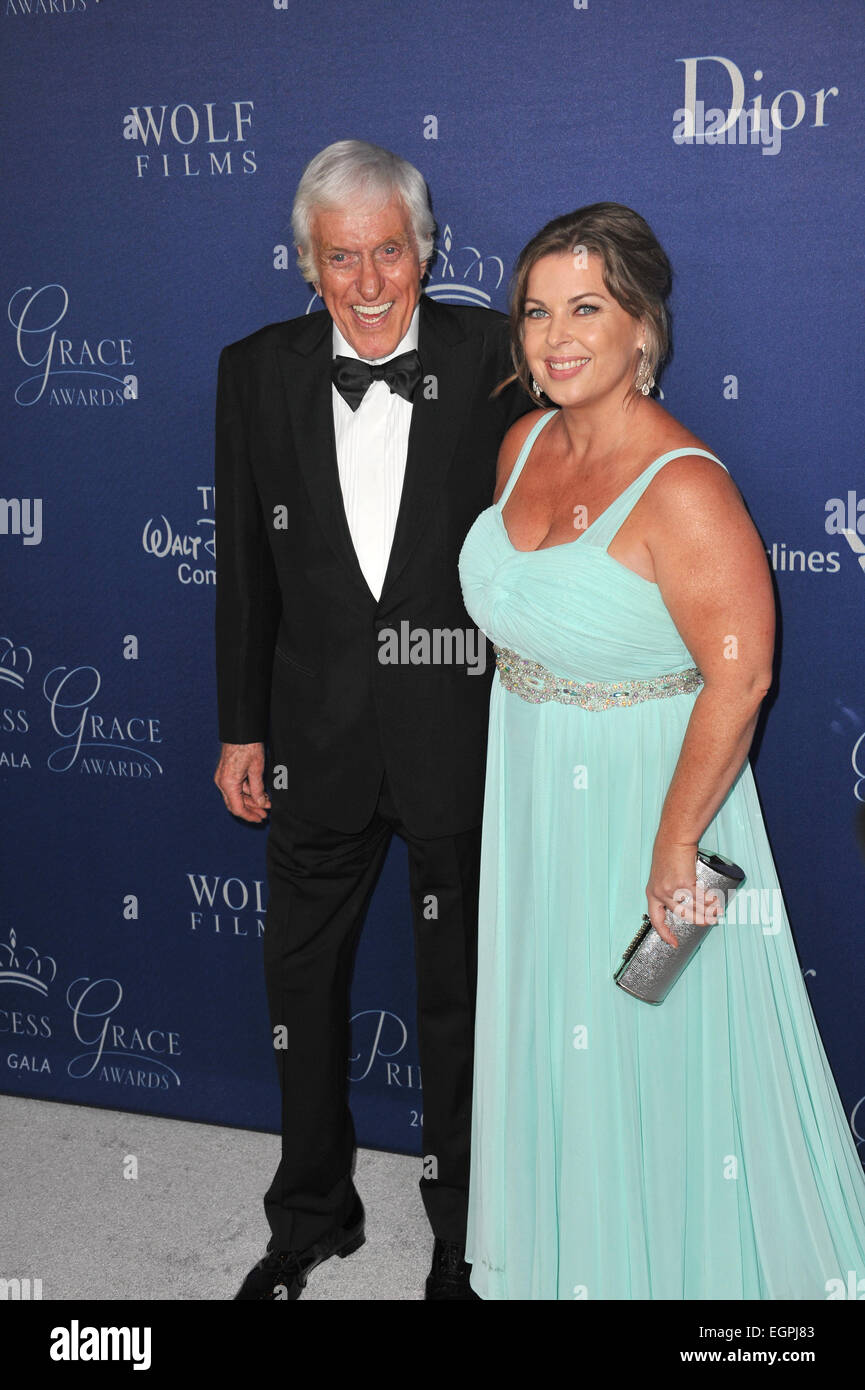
493,646,703,710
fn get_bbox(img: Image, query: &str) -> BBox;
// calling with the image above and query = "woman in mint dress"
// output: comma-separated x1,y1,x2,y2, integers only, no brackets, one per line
458,203,865,1299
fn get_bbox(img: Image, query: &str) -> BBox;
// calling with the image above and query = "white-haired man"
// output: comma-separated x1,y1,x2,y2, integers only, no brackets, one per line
214,140,528,1300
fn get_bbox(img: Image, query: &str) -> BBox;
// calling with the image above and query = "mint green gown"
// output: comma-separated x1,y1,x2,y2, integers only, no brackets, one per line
458,409,865,1300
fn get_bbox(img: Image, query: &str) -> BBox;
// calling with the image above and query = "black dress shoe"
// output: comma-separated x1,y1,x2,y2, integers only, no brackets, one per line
424,1238,480,1300
234,1195,365,1300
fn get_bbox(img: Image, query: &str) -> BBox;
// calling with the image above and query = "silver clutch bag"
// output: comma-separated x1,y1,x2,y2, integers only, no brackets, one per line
614,850,746,1004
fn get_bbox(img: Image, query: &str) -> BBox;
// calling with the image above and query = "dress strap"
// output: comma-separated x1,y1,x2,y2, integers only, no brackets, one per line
497,409,558,509
584,447,729,548
644,446,727,473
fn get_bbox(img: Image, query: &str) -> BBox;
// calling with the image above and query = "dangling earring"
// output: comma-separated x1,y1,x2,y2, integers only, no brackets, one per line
531,377,543,399
635,346,655,397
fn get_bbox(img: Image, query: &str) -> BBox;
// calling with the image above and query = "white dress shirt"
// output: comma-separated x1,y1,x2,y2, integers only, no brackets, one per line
332,304,419,601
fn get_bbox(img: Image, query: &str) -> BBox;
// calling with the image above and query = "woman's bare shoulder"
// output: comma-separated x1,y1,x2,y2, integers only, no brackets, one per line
639,417,750,536
493,409,554,504
642,418,740,506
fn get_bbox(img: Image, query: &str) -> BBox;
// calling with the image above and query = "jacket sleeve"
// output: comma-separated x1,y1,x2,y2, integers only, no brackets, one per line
214,344,282,744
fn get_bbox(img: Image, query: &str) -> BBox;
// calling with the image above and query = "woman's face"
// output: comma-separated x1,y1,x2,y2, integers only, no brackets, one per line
521,250,645,408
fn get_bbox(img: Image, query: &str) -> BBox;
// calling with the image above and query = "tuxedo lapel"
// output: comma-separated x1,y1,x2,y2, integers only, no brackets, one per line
276,314,373,599
379,295,474,601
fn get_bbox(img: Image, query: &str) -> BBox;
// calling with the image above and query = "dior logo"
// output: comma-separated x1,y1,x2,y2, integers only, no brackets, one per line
674,56,839,157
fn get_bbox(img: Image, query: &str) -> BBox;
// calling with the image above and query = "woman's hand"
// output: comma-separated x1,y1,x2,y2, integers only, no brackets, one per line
646,839,721,947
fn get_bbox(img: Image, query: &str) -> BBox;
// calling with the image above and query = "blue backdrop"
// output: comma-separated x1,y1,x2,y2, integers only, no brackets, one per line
2,0,863,1164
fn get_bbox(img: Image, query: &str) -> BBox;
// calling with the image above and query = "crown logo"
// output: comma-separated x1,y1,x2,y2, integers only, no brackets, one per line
0,637,33,690
0,928,57,996
425,225,505,307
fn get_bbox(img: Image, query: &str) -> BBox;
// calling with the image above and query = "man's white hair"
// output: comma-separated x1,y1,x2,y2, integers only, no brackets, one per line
291,139,436,284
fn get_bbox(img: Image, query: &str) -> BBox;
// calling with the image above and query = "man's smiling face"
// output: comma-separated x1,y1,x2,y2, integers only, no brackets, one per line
309,193,426,360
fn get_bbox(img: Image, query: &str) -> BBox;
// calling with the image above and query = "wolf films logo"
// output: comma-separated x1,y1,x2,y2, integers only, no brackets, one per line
187,873,266,938
673,56,839,156
7,285,137,407
123,100,257,179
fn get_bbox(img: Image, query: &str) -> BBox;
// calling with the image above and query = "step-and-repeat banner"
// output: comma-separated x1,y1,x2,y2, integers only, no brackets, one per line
2,0,863,1161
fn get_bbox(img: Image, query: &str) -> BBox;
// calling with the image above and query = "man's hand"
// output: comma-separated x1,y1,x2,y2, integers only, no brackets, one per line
214,742,271,823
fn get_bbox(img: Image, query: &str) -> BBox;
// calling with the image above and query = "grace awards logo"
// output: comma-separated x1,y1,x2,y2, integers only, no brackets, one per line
66,975,181,1090
0,928,182,1091
7,284,137,407
850,728,865,806
42,660,163,777
4,1,88,15
829,697,865,805
123,100,257,179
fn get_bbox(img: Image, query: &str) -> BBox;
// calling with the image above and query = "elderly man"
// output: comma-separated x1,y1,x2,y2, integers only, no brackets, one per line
214,140,527,1300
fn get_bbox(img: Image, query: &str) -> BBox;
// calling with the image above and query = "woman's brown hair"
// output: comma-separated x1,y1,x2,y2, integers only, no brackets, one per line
503,202,673,404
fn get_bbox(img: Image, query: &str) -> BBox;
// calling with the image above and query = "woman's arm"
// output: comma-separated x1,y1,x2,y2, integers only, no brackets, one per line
641,455,775,944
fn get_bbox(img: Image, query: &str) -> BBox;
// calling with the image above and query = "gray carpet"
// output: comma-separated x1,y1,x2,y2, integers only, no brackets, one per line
0,1094,429,1300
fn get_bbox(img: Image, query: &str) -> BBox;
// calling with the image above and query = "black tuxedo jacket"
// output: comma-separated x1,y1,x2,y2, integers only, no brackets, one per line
214,293,530,836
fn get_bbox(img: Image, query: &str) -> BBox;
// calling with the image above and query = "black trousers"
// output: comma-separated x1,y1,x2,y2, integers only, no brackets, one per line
261,775,481,1252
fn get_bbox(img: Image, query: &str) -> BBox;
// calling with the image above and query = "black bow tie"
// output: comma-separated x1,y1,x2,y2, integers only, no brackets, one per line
332,349,422,412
